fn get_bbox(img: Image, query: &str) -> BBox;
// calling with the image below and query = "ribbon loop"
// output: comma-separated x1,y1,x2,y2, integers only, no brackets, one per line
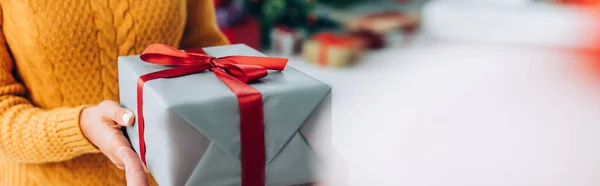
140,44,288,83
141,44,211,66
221,63,269,83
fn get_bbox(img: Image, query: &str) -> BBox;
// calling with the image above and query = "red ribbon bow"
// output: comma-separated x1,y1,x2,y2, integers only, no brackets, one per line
136,44,288,186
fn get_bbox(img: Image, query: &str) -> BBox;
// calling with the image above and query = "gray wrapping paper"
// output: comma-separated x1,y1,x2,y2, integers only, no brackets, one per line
118,44,331,186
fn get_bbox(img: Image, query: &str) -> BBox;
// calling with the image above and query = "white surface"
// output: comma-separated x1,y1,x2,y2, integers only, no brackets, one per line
422,0,600,49
464,0,534,7
275,31,600,185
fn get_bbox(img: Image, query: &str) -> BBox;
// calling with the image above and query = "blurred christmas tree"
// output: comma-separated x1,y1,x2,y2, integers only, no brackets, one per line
246,0,317,27
317,0,365,8
245,0,342,48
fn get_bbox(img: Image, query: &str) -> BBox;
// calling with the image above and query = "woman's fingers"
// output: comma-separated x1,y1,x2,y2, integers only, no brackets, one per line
80,100,147,185
102,115,148,185
119,147,149,186
98,100,135,127
102,127,131,169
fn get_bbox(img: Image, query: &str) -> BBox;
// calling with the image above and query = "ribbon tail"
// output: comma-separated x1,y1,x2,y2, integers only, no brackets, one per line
319,43,328,67
212,68,266,186
136,65,210,165
136,78,147,165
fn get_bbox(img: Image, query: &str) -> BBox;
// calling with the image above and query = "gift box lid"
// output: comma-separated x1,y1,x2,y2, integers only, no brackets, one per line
118,44,331,164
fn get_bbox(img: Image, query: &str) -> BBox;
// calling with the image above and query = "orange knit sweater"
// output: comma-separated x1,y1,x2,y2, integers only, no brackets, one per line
0,0,229,185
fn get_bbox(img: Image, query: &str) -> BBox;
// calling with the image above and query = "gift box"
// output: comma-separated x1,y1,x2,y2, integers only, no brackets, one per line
346,11,420,34
302,31,383,67
348,30,386,49
270,26,307,56
118,44,331,186
221,16,262,50
215,0,245,28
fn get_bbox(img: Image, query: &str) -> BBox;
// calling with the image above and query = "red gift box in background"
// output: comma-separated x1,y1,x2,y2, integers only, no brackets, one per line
220,15,262,50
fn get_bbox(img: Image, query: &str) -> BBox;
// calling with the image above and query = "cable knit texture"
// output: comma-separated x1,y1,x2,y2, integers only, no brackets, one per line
0,0,229,185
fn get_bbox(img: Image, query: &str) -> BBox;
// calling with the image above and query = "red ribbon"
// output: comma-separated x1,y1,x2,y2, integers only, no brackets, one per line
312,33,355,66
136,44,288,186
277,25,295,35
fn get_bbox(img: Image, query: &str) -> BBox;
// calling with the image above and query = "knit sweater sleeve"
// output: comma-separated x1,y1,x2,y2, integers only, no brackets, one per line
180,0,230,49
0,10,100,163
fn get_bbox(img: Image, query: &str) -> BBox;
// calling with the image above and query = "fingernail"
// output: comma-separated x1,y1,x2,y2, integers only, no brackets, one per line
122,112,133,124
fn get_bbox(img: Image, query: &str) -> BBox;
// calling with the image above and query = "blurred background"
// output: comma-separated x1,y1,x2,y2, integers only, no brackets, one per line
215,0,600,56
217,0,600,186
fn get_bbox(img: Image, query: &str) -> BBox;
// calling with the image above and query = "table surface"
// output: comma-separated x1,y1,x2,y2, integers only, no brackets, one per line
268,30,600,186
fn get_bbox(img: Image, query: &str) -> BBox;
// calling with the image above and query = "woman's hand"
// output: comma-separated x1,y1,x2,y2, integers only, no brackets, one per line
80,100,149,186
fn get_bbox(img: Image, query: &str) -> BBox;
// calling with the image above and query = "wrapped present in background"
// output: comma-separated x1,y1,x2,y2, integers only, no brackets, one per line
302,32,364,68
119,44,331,186
215,0,246,27
270,25,308,56
220,15,262,50
346,11,420,33
349,30,386,49
302,31,384,67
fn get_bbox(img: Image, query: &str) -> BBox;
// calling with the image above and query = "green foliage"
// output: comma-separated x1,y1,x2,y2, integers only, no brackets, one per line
316,0,364,8
243,0,353,48
245,0,318,47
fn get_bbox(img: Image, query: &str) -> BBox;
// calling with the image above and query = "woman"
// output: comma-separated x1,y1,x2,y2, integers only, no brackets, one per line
0,0,229,185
